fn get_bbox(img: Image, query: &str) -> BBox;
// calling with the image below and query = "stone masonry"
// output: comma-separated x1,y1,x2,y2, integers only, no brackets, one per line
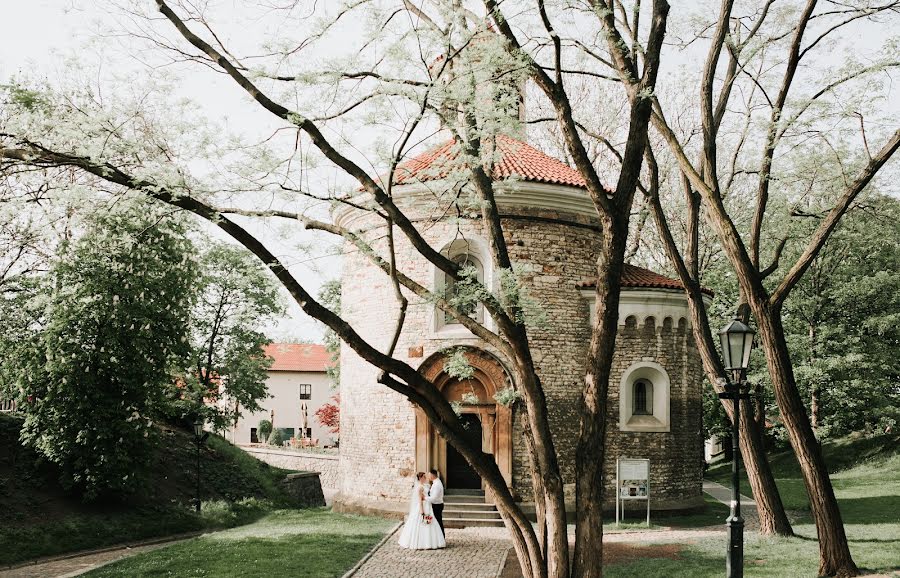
241,446,341,490
334,176,705,517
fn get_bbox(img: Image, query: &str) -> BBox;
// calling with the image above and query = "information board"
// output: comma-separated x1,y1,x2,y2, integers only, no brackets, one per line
616,458,650,526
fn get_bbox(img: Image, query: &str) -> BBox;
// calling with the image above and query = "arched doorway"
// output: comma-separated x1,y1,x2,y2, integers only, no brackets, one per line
416,348,513,492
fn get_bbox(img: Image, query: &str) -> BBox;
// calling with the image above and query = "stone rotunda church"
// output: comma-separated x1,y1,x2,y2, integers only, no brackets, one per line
332,135,709,521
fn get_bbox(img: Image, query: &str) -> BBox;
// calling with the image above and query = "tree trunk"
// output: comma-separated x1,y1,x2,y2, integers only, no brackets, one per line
739,400,792,535
685,298,793,536
573,226,627,578
809,322,820,431
753,380,765,432
753,304,858,577
646,166,792,537
513,367,570,578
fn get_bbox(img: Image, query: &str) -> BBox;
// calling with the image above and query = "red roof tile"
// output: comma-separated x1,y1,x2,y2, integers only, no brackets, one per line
264,343,330,372
386,135,590,189
577,264,714,296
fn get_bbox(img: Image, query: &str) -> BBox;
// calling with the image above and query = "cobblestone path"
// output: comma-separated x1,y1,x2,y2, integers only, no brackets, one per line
0,540,186,578
352,527,510,578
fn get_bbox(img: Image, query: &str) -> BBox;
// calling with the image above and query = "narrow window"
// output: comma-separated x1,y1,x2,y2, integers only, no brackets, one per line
633,380,653,415
299,384,312,400
445,253,484,324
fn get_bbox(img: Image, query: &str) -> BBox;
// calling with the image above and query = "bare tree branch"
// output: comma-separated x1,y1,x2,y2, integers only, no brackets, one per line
771,129,900,306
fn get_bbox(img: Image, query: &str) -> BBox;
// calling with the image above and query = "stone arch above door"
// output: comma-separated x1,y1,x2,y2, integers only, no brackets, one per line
416,348,514,489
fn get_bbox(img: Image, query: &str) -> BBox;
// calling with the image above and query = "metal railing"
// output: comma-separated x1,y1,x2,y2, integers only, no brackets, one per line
0,399,17,413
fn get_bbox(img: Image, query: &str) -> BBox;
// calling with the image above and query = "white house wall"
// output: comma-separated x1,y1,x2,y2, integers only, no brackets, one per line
232,370,336,445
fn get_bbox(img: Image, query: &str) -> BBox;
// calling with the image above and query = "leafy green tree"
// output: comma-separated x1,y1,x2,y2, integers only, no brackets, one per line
781,195,900,439
173,243,284,432
0,279,41,405
318,280,341,389
11,199,196,497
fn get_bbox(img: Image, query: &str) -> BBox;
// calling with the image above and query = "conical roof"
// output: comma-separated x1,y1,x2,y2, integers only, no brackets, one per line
577,264,714,296
387,135,587,188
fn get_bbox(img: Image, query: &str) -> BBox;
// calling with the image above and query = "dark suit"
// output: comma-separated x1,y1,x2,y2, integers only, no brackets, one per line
428,482,445,534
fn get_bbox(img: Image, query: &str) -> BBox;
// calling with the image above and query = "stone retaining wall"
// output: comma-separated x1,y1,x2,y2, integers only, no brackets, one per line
281,472,326,508
240,445,341,490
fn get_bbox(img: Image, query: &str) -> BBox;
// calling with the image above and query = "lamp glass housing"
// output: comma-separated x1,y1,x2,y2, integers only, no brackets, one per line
193,419,204,438
719,319,755,372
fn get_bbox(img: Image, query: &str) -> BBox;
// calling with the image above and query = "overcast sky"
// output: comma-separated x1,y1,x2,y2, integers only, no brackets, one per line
2,1,897,343
1,0,343,342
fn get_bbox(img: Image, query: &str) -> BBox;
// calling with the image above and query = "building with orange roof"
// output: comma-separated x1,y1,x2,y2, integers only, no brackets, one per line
331,129,712,525
225,343,337,447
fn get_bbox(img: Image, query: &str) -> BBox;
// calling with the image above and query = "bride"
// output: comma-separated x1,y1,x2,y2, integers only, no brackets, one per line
398,472,446,550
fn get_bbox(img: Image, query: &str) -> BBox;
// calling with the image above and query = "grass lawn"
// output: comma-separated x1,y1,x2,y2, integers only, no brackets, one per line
605,434,900,577
83,508,395,578
603,496,730,533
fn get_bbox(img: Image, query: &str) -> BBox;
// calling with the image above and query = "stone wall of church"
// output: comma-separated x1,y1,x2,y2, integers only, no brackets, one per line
603,315,705,510
334,192,704,515
500,210,601,501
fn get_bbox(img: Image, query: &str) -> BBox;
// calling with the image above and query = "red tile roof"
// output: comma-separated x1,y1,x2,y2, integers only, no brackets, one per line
386,135,590,189
264,343,330,372
577,264,714,296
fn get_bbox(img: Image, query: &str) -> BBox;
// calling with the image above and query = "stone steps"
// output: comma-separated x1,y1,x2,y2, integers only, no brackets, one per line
444,517,505,528
442,502,496,510
444,508,502,520
444,494,487,504
443,489,503,528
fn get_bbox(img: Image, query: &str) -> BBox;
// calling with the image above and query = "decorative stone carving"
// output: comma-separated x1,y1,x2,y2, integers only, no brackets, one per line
416,348,513,487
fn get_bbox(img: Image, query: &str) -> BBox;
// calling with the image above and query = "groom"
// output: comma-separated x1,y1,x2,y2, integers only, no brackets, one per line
426,469,445,535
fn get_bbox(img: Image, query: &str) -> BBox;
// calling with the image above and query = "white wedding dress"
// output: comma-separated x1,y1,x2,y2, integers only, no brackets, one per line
397,482,446,549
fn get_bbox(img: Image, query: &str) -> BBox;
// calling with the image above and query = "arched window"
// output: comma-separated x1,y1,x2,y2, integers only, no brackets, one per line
633,380,653,416
619,362,670,432
433,238,492,335
445,252,484,324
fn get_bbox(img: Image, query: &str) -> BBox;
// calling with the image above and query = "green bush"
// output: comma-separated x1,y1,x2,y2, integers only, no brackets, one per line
268,428,284,447
13,202,196,498
258,419,272,442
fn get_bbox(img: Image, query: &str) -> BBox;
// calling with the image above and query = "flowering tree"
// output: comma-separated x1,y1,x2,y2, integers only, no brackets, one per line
7,199,196,497
0,1,666,574
315,394,341,435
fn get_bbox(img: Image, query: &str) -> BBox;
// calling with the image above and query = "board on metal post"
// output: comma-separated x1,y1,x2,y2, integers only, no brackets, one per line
617,457,650,527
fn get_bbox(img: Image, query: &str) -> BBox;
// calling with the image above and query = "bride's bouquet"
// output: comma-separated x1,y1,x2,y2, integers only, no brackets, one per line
422,514,434,525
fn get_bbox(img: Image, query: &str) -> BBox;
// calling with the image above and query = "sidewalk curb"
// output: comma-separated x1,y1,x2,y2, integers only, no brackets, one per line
341,522,403,578
1,531,204,572
495,547,511,578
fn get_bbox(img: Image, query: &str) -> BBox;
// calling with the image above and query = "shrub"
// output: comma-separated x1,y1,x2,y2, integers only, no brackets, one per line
258,419,273,442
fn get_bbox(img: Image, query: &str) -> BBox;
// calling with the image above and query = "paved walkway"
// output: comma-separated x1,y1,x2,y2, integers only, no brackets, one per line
702,480,755,508
351,526,510,578
0,539,190,578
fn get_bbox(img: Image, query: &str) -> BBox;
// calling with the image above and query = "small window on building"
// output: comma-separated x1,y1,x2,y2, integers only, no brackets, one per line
299,384,312,400
250,428,258,444
445,253,485,324
633,380,653,416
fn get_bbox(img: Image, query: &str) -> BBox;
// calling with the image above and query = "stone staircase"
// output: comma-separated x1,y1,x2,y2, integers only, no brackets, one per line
443,489,504,528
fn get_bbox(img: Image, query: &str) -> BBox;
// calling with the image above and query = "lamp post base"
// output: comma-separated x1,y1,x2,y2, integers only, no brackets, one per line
726,514,744,578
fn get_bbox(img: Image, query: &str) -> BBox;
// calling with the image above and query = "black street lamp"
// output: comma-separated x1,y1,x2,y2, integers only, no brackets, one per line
193,418,210,513
718,318,755,578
